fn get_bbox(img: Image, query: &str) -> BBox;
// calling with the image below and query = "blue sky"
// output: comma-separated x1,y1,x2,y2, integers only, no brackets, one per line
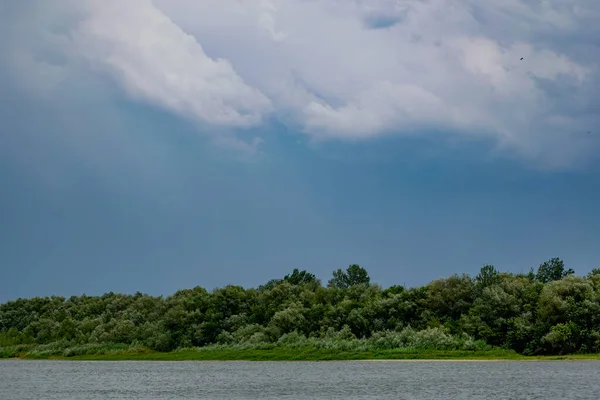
1,0,600,302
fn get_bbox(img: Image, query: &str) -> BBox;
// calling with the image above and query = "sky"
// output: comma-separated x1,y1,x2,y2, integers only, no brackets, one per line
1,0,600,302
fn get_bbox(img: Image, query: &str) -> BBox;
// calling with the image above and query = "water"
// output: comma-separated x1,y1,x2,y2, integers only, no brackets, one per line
1,360,599,399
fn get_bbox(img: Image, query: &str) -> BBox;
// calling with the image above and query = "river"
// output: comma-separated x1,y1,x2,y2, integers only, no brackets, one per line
1,360,598,399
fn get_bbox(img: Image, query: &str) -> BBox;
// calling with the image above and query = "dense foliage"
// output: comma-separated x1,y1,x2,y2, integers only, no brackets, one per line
2,259,600,356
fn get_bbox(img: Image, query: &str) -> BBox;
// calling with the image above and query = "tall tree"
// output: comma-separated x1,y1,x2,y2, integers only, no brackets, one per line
475,264,500,288
283,269,317,285
328,264,370,288
535,258,574,283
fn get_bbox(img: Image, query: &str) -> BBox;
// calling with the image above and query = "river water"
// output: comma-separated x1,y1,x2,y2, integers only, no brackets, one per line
1,360,598,399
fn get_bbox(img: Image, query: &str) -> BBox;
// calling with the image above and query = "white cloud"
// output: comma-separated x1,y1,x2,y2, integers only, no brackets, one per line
2,0,600,168
1,0,272,129
75,0,272,128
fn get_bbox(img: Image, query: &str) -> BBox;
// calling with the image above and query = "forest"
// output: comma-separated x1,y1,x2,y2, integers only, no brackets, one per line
1,257,600,358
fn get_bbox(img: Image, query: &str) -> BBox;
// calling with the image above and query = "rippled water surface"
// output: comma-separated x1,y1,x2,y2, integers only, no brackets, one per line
1,360,599,399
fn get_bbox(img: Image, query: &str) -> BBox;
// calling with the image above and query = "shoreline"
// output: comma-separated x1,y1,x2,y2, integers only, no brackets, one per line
3,348,600,362
5,358,600,362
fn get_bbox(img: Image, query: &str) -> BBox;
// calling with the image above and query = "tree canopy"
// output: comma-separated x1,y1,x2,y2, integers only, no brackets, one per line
327,264,370,288
535,257,575,283
284,269,318,285
1,258,599,356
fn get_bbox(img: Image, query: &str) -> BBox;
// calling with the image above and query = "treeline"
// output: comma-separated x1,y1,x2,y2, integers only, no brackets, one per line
1,258,600,355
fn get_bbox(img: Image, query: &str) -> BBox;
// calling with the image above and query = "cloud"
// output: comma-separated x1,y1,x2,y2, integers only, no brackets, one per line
2,0,600,169
1,0,272,129
75,0,272,128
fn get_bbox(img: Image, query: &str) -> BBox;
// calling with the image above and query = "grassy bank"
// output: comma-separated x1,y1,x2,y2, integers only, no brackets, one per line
2,343,599,361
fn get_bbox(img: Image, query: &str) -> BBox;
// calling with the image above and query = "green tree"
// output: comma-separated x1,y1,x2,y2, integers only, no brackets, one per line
328,264,370,288
475,265,500,288
542,322,579,354
383,285,405,297
283,269,317,285
426,274,475,325
535,257,574,283
3,255,600,357
587,268,600,278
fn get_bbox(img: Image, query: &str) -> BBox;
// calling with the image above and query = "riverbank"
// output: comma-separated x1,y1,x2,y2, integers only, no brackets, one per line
2,344,599,361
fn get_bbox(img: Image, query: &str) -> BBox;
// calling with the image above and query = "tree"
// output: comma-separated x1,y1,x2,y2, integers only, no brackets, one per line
542,322,579,354
327,264,370,288
535,258,574,283
587,268,600,278
426,274,475,323
328,269,348,288
3,255,600,357
383,285,405,297
258,279,282,291
283,269,317,285
475,264,500,288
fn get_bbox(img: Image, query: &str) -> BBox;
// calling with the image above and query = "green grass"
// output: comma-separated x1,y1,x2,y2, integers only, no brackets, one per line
2,344,600,361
